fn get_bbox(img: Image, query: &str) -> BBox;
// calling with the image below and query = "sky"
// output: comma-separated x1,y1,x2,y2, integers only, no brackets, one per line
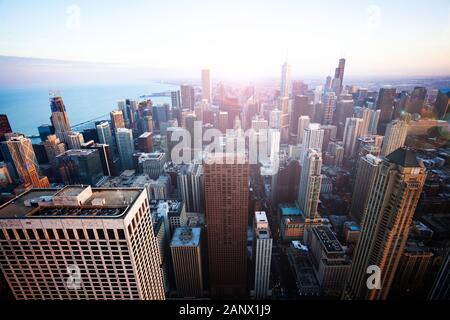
1,0,450,80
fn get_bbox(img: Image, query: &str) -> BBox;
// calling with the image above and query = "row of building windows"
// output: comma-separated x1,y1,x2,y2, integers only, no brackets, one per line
0,228,126,241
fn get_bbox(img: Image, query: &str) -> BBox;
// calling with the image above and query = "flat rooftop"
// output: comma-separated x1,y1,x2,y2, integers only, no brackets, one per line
171,227,201,247
0,186,143,219
313,226,344,253
280,205,302,216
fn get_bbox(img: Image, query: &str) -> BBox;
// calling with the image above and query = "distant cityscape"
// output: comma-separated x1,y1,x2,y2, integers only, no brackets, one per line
0,56,449,301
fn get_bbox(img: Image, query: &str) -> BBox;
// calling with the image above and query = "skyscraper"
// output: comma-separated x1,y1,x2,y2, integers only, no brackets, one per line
204,153,249,297
376,88,396,133
429,249,450,300
178,163,204,213
57,149,104,186
96,122,115,149
343,148,426,300
298,149,322,220
322,92,337,125
280,61,292,98
171,91,182,109
342,117,363,158
50,94,71,144
290,95,310,139
332,58,346,95
300,123,324,163
170,227,204,298
181,85,195,110
406,87,427,115
0,185,165,300
201,69,212,103
253,211,273,299
115,128,135,170
381,120,408,156
67,132,84,150
434,88,450,119
110,110,125,130
0,115,12,141
43,134,67,165
297,116,311,145
350,154,382,223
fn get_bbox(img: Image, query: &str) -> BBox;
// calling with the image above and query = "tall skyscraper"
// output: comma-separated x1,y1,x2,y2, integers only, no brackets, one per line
170,227,204,298
350,154,382,223
0,186,165,300
4,134,49,188
253,211,273,299
334,98,354,138
342,117,363,158
376,88,396,132
96,122,115,149
178,163,204,213
204,153,249,297
300,123,324,163
381,120,408,156
322,92,337,125
332,58,346,95
43,134,67,165
57,149,104,186
343,148,426,300
115,128,135,170
270,108,282,129
110,110,125,130
181,85,195,110
50,94,71,144
297,116,311,145
201,69,212,103
0,115,12,141
280,61,292,98
171,91,182,109
81,142,115,176
298,149,322,220
290,95,310,139
67,132,84,150
429,249,450,300
406,87,427,115
434,88,450,119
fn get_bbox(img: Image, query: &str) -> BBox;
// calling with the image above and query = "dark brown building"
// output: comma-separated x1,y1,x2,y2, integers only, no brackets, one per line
138,132,153,153
0,115,12,141
204,154,249,297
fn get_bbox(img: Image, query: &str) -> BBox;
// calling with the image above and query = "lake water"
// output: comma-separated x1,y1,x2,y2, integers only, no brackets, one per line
0,82,178,136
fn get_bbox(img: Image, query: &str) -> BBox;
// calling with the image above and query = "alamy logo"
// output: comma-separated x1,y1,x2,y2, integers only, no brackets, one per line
66,265,82,290
366,265,381,290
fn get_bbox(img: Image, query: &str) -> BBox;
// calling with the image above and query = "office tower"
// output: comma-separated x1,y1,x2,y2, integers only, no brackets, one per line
116,128,135,170
376,88,396,132
292,80,308,97
342,117,363,158
406,87,427,115
148,175,171,200
201,69,212,103
82,128,99,143
343,148,426,300
178,163,204,213
381,120,408,156
0,115,12,141
325,75,332,91
328,141,344,167
81,142,115,177
304,226,350,296
43,134,66,165
271,159,301,206
269,129,281,163
57,149,104,185
429,249,450,300
356,107,381,135
251,118,269,132
0,185,165,300
334,98,354,138
4,134,49,188
204,153,249,297
138,132,153,153
153,105,169,130
297,116,310,144
350,154,382,223
170,227,203,298
322,92,337,125
434,88,450,119
300,123,324,162
171,91,182,109
298,149,322,220
321,124,337,151
49,94,71,144
218,111,228,133
0,161,12,186
332,58,346,95
96,122,115,148
357,135,384,157
253,211,273,299
181,85,195,110
67,132,84,150
38,124,55,142
138,152,166,179
141,116,153,134
270,108,282,129
280,61,291,98
290,95,310,139
110,110,125,130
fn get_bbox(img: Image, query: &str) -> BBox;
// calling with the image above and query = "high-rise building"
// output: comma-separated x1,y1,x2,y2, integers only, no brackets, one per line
406,87,427,115
343,148,426,300
67,132,85,150
138,152,166,179
332,58,346,95
115,128,135,170
322,92,337,125
298,149,322,220
253,211,272,299
81,142,115,177
3,134,49,188
300,123,324,163
350,154,382,223
170,227,203,298
0,185,165,300
328,141,344,167
38,124,55,142
110,110,125,130
381,120,408,156
342,117,363,158
218,111,229,133
49,94,71,144
57,149,104,186
297,116,311,145
434,88,450,119
204,153,249,297
280,61,292,98
290,95,310,139
138,132,153,153
178,163,204,213
429,249,450,300
0,115,12,141
376,88,396,132
43,134,67,165
96,122,115,149
171,91,182,109
181,85,195,110
269,108,282,129
201,69,212,103
334,98,354,138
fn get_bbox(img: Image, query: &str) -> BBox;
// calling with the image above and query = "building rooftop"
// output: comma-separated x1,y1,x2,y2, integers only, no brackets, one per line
171,227,201,247
0,186,142,219
280,205,302,216
313,226,344,253
386,148,421,168
58,149,97,157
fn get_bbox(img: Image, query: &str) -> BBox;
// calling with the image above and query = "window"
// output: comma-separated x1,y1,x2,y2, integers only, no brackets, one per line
77,229,86,240
56,229,65,239
87,229,95,240
46,229,56,240
97,229,105,240
67,229,75,239
0,229,5,240
107,229,115,240
26,229,36,240
117,229,126,240
36,229,45,239
17,229,26,240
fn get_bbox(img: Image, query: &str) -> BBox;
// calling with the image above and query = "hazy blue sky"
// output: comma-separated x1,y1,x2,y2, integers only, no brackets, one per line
1,0,450,78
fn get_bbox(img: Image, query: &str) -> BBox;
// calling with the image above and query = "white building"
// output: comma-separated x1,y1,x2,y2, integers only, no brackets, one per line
253,211,273,299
